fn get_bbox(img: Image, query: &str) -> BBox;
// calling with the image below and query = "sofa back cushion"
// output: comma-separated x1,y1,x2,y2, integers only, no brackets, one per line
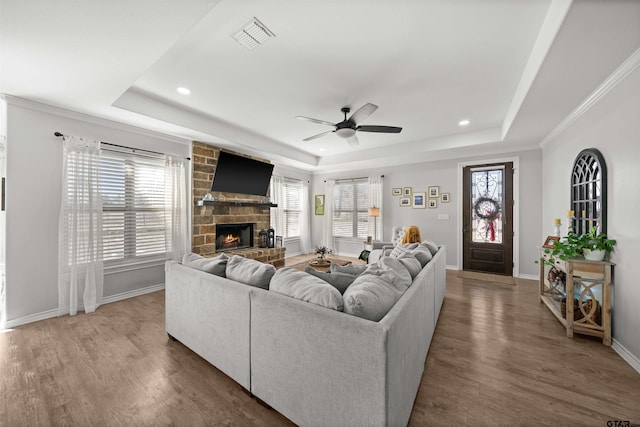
182,252,228,277
342,257,412,321
396,253,422,279
420,241,439,256
329,263,367,276
304,267,357,294
271,268,343,311
226,255,276,289
411,247,433,267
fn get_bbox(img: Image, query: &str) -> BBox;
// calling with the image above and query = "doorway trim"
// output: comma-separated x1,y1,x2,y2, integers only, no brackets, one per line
457,156,520,278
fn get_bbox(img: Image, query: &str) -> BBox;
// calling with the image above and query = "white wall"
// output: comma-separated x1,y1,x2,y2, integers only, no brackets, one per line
311,148,542,277
3,98,190,325
541,62,640,364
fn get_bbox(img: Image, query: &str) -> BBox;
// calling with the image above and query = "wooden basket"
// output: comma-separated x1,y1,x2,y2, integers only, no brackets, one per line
561,297,602,324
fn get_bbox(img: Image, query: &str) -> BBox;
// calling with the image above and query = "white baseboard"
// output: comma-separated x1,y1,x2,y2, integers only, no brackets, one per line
445,265,459,271
4,308,59,329
518,273,539,281
101,283,165,305
612,339,640,375
3,283,164,329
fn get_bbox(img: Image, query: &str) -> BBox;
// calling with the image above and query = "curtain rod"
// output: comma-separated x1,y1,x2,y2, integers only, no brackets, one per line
54,132,190,161
324,175,384,183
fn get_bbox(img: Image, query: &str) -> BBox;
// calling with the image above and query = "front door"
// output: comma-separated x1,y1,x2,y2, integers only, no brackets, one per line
462,162,514,276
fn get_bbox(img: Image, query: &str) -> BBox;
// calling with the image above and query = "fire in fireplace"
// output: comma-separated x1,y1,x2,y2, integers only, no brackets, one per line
216,223,254,252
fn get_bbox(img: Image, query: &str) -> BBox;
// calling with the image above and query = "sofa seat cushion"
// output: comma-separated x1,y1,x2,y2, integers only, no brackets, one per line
304,267,357,294
271,268,343,311
226,255,276,289
342,257,412,321
182,252,228,277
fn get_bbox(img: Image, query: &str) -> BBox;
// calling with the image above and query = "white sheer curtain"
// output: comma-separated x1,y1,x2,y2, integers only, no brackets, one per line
300,180,311,254
323,179,335,251
270,175,285,238
58,136,103,316
368,176,383,241
165,155,189,261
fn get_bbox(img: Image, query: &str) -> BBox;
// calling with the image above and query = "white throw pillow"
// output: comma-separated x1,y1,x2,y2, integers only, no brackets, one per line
225,255,276,289
271,268,343,311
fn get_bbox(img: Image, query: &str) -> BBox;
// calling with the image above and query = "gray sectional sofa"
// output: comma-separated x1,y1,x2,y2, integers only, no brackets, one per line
165,245,446,427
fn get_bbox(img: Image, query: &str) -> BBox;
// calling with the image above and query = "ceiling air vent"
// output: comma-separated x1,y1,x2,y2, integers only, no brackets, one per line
232,17,275,50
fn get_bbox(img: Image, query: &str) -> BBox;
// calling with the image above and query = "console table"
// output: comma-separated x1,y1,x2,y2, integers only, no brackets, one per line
539,250,613,345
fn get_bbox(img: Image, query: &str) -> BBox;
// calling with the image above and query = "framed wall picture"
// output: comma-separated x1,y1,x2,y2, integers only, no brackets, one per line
392,188,402,196
412,192,426,209
315,194,325,215
399,197,411,207
428,186,440,198
441,192,450,203
428,199,437,209
402,187,412,196
543,236,560,249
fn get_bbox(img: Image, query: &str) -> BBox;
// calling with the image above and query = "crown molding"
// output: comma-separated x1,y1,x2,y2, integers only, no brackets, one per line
0,94,192,146
540,47,640,148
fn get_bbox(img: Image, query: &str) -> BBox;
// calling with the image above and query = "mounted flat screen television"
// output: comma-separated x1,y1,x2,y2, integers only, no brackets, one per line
210,151,274,196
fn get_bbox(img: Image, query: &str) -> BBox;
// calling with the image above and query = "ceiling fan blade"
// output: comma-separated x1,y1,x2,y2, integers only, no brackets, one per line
349,103,378,124
346,134,359,146
295,116,336,127
357,125,402,133
303,130,334,141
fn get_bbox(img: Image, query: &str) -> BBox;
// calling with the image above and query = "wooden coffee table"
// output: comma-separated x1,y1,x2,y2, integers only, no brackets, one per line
306,258,352,272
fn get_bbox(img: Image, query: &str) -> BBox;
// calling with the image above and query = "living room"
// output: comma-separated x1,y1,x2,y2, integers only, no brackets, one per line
1,0,640,425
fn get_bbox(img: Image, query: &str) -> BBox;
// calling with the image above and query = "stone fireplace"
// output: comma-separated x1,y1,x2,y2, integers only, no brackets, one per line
191,141,285,267
216,223,254,252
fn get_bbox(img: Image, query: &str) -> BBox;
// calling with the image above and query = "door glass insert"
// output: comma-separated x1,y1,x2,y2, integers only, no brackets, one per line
471,167,504,244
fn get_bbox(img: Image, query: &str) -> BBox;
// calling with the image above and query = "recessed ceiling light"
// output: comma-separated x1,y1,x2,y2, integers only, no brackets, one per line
459,119,470,126
177,87,191,95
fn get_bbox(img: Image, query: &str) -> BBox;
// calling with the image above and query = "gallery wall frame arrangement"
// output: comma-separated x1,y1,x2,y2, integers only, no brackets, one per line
403,187,412,196
400,197,411,207
392,188,402,196
315,194,325,215
428,199,437,208
441,192,450,203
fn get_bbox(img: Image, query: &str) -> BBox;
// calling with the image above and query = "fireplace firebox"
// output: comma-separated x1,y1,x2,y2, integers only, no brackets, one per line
216,223,254,252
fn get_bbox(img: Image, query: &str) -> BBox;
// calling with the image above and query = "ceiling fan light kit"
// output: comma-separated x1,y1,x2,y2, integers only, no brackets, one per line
297,103,402,145
335,127,356,139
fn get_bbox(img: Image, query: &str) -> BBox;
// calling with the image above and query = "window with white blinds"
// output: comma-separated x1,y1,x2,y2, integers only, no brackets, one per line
272,177,302,238
99,152,167,264
333,179,369,239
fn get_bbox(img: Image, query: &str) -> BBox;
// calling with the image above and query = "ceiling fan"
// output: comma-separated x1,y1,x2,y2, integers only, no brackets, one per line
295,103,402,146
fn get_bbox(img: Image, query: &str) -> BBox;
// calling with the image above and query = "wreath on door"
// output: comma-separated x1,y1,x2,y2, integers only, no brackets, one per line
473,196,501,241
473,196,501,221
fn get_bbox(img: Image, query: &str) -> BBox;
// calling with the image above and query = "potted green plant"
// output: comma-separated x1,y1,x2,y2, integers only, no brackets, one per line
580,226,617,261
539,226,616,264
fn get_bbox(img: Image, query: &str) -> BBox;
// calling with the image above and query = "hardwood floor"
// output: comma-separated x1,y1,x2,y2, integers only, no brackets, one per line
1,267,639,426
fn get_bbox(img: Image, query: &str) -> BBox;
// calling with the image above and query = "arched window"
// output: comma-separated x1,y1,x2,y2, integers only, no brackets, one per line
570,149,607,235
